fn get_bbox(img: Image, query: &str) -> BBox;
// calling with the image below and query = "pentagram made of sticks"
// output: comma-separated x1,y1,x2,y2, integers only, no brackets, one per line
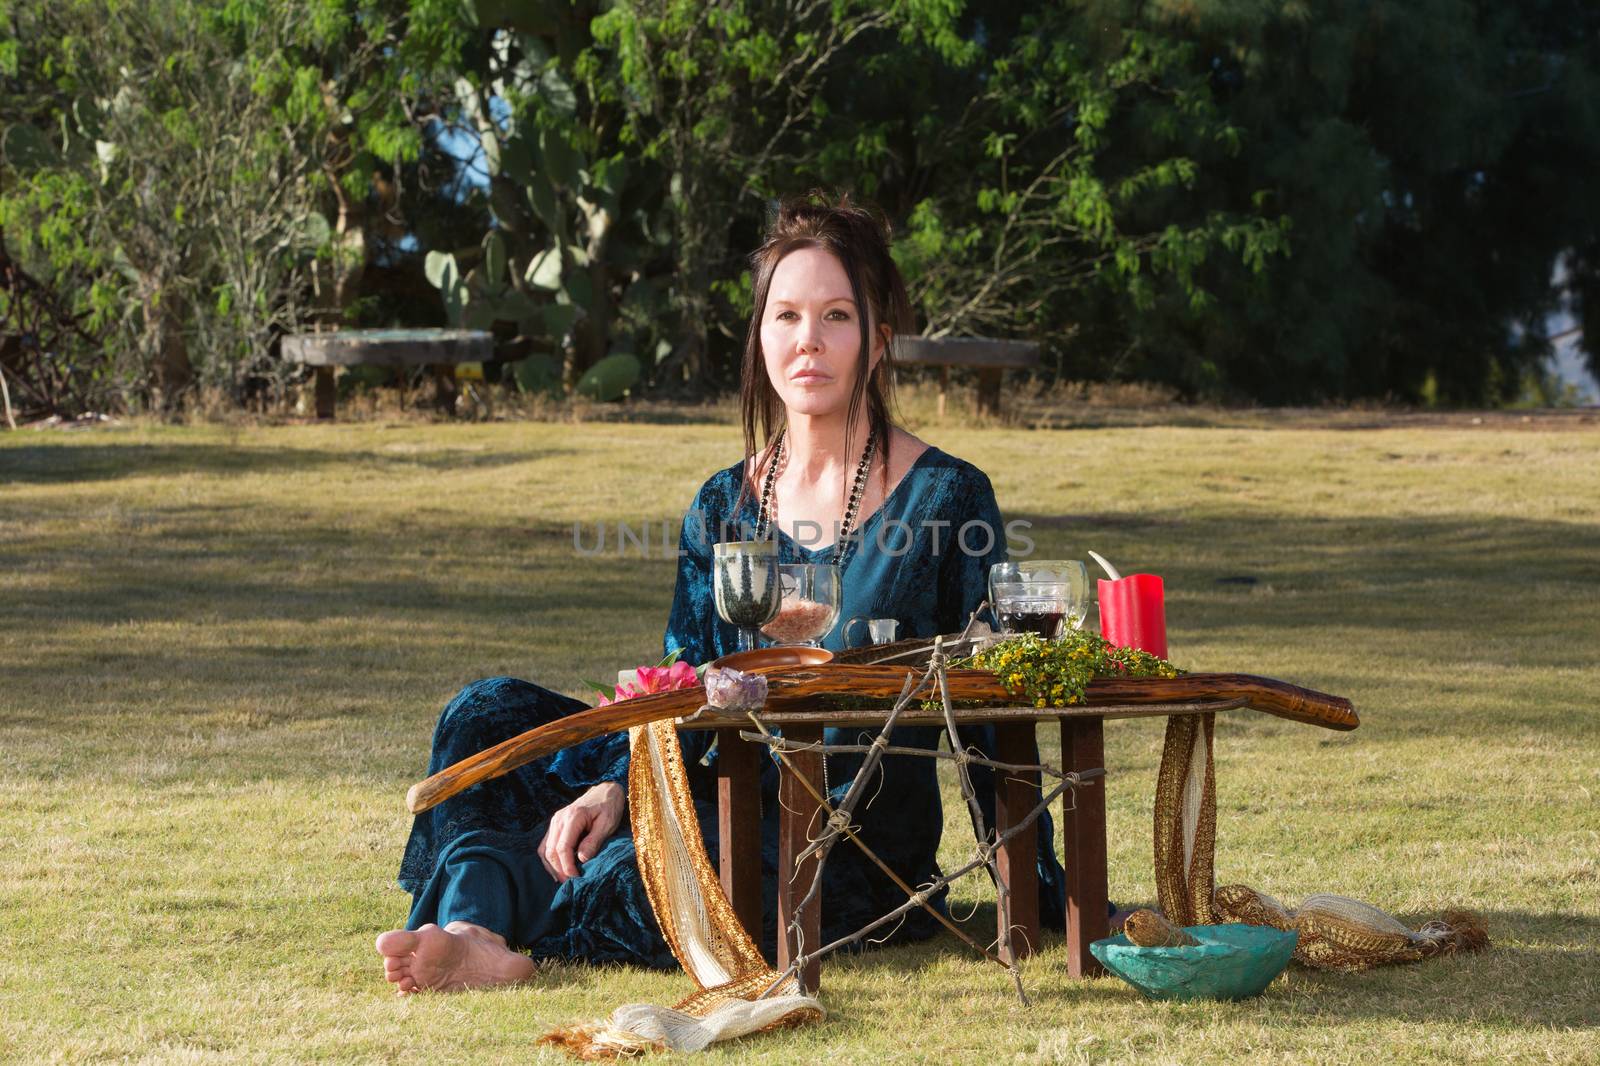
738,640,1103,1007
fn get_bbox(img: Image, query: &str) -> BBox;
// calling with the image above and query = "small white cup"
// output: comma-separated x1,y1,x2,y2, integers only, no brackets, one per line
844,617,899,647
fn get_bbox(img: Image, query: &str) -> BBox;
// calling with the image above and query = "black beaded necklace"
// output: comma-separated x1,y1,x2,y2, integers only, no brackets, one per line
755,426,878,567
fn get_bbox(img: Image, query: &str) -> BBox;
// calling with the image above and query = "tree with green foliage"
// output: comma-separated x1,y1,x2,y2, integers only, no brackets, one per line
403,0,670,397
0,0,427,413
586,0,971,383
1068,0,1600,404
396,1,977,397
10,0,1593,414
418,0,1278,399
769,3,1289,365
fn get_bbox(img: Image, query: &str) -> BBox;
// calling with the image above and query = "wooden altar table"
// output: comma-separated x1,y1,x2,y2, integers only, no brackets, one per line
680,695,1251,992
404,650,1356,999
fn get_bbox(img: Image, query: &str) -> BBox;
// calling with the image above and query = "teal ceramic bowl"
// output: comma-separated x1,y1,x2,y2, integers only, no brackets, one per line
1090,923,1298,1002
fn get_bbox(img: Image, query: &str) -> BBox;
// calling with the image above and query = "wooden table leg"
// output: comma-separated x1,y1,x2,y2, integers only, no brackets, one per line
1061,717,1108,978
776,723,824,993
938,366,950,418
716,726,762,944
976,366,1004,416
432,364,459,414
313,366,336,420
993,722,1041,962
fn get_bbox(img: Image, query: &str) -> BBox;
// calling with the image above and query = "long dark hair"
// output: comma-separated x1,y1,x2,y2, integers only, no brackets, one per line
736,192,914,515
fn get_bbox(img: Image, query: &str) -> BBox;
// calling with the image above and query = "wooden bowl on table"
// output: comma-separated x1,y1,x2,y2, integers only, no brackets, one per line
710,646,834,674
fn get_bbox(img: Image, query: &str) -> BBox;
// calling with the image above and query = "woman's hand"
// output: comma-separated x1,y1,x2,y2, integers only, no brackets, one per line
538,781,625,883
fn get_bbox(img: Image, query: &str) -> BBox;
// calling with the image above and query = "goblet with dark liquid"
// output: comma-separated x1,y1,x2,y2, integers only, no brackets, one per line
993,580,1069,640
990,560,1090,632
713,540,782,651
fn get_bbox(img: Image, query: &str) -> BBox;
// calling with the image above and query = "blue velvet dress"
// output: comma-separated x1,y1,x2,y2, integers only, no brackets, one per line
397,445,1068,967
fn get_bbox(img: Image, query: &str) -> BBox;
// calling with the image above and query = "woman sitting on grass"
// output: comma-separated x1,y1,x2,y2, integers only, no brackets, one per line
376,194,1069,993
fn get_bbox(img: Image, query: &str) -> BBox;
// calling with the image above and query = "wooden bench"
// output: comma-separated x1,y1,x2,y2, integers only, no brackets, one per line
281,328,493,419
895,337,1040,417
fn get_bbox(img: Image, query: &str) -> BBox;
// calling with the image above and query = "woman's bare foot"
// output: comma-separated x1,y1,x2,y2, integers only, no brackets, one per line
375,921,535,994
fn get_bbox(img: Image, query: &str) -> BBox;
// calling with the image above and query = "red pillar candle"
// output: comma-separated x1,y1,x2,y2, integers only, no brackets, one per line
1097,574,1167,658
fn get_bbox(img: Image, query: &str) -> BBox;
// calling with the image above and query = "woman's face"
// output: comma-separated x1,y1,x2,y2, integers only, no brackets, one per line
760,246,886,420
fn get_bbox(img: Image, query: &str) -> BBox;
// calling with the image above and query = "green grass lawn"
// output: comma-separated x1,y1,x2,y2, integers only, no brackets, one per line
2,414,1597,1063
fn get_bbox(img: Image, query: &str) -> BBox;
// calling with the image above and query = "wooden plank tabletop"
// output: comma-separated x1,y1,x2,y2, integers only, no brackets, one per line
896,336,1040,368
677,697,1250,729
282,328,492,367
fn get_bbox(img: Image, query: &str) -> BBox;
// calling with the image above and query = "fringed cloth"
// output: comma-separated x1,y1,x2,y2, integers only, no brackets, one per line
542,720,822,1058
1153,713,1488,971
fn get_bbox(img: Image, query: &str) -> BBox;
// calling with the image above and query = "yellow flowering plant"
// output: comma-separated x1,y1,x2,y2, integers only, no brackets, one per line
950,631,1179,709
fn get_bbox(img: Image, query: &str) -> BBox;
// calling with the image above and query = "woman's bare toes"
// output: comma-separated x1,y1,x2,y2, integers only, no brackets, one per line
374,922,533,993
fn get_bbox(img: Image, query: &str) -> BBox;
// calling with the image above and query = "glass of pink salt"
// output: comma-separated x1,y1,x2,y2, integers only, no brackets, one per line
760,563,842,647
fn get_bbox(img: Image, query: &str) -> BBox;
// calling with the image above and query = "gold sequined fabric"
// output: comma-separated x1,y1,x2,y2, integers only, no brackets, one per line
628,718,775,986
542,718,821,1059
1123,909,1200,947
1147,714,1486,973
1152,712,1217,926
1213,885,1488,971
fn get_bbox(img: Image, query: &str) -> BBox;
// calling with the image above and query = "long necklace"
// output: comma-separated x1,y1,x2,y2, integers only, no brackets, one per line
755,427,877,567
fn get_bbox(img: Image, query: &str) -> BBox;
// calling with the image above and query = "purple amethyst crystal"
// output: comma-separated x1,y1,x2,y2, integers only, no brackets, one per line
703,665,767,711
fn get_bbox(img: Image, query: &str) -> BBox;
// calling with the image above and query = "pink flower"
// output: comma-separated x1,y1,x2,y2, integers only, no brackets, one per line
596,659,699,705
